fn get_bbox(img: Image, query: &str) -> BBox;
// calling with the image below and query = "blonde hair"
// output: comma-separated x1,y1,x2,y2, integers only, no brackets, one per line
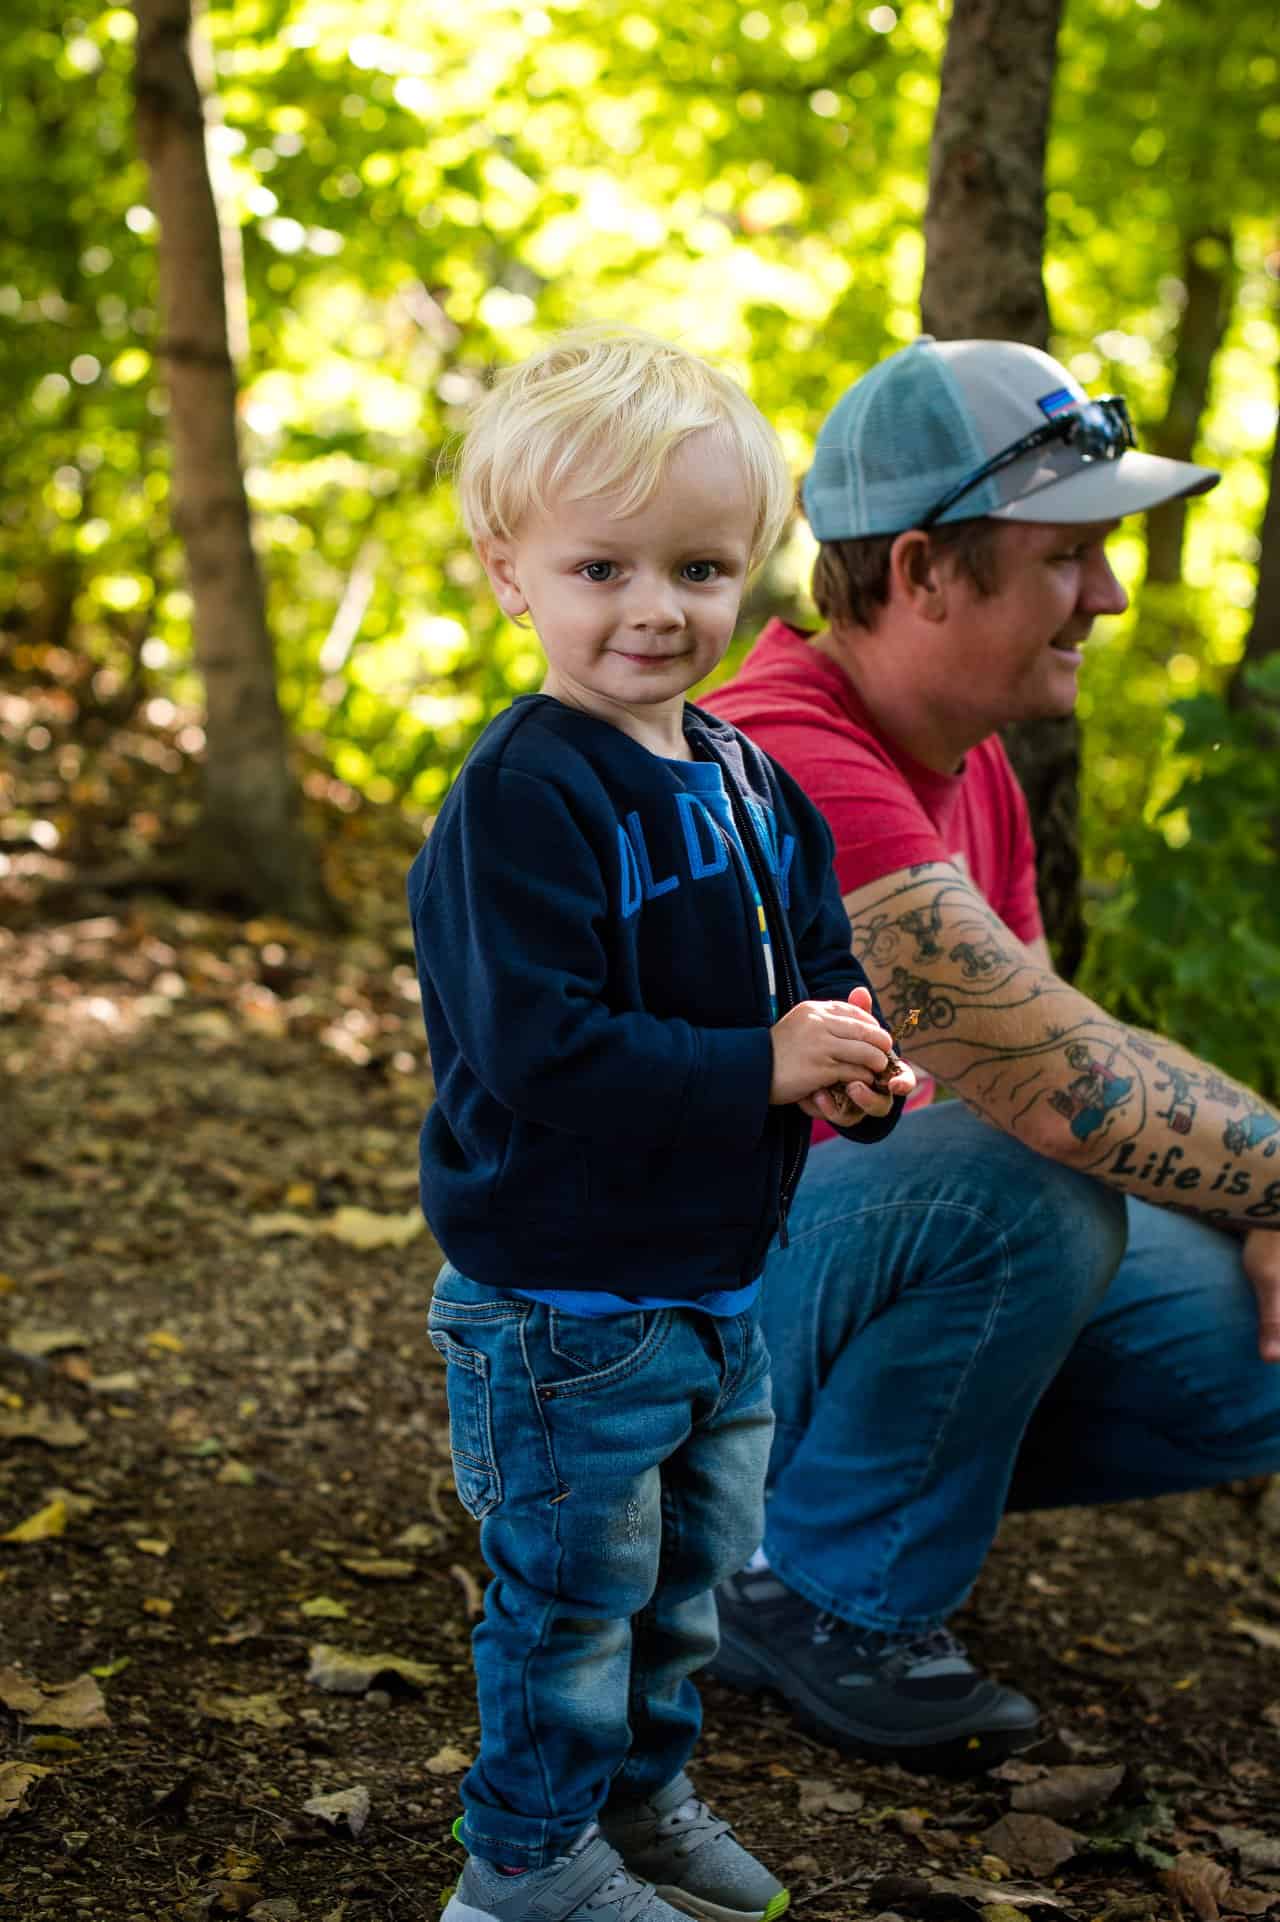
458,326,792,572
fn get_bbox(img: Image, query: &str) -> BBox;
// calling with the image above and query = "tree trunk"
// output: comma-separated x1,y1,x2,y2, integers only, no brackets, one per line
1227,400,1280,857
921,0,1083,975
1145,230,1234,587
131,0,336,925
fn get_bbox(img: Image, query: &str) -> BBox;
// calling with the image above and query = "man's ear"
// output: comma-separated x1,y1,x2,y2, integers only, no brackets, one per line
478,540,529,621
888,530,948,623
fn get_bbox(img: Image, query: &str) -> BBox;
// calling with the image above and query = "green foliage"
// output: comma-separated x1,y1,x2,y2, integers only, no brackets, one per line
0,0,1277,966
1079,660,1280,1097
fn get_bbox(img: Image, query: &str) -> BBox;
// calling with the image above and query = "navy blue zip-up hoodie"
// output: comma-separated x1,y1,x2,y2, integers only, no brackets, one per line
407,695,900,1297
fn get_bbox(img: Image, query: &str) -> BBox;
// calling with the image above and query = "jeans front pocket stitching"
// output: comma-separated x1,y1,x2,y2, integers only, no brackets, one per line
535,1309,673,1403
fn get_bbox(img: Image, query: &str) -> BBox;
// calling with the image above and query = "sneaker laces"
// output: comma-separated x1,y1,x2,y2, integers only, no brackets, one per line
652,1792,732,1857
812,1615,973,1675
560,1827,660,1918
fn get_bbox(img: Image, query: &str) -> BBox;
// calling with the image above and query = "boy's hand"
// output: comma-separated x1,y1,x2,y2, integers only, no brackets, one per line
769,987,902,1112
811,991,918,1126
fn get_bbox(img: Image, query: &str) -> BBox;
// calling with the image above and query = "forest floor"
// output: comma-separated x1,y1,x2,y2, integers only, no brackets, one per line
2,813,1280,1922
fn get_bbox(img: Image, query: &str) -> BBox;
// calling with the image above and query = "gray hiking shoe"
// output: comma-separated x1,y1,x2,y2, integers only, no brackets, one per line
443,1824,688,1922
600,1775,789,1922
712,1569,1039,1774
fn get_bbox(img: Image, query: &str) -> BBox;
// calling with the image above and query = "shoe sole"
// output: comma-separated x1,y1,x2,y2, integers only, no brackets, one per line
711,1633,1039,1777
658,1886,790,1922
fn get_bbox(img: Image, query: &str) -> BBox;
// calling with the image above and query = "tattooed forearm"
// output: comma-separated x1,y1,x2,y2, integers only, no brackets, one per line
844,862,1280,1231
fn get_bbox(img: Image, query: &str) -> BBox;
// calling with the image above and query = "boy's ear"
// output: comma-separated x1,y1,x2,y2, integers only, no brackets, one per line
478,540,529,620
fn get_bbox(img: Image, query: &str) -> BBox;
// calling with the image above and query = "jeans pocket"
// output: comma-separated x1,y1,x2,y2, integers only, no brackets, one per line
428,1328,502,1520
546,1308,650,1372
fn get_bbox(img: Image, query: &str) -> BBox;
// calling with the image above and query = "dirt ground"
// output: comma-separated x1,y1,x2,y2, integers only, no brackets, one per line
2,851,1280,1922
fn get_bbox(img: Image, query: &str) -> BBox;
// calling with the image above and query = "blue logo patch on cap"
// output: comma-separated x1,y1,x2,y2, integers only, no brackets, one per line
1037,387,1076,419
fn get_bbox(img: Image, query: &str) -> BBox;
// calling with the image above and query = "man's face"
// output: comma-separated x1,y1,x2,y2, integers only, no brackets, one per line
938,518,1128,730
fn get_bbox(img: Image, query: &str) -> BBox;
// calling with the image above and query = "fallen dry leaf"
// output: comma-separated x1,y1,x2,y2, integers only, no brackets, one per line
1231,1618,1280,1653
198,1691,293,1730
2,1498,68,1542
980,1814,1079,1878
303,1785,371,1836
425,1745,473,1775
869,1872,1068,1912
0,1761,52,1819
299,1596,349,1620
796,1776,865,1819
305,1643,440,1696
393,1523,439,1551
6,1324,89,1358
248,1205,423,1249
0,1668,110,1729
1162,1853,1233,1921
1010,1763,1126,1821
1216,1830,1280,1875
144,1328,185,1353
340,1557,415,1581
0,1403,88,1448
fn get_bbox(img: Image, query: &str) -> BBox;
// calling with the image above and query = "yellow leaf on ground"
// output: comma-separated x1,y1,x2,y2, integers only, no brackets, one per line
143,1597,174,1617
145,1329,185,1353
135,1538,172,1558
3,1498,68,1542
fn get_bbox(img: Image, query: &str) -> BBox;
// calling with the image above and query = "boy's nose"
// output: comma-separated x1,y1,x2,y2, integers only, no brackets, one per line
625,576,684,630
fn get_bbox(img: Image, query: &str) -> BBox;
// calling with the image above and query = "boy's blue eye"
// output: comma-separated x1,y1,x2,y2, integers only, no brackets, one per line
683,561,718,582
581,561,614,582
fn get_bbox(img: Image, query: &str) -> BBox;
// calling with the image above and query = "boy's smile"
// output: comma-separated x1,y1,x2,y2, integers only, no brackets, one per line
481,430,759,756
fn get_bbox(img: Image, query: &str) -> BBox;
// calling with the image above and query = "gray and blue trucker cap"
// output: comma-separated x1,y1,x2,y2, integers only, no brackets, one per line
802,335,1219,540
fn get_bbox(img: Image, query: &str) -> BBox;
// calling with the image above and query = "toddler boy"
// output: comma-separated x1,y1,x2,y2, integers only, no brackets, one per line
408,328,912,1922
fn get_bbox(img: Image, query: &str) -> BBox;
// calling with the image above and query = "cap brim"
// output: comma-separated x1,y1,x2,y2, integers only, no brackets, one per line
992,450,1220,525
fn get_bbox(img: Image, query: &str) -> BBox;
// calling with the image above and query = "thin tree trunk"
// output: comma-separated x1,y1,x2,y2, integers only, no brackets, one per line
1145,230,1234,587
131,0,336,925
1227,404,1280,857
921,0,1083,975
920,0,1060,348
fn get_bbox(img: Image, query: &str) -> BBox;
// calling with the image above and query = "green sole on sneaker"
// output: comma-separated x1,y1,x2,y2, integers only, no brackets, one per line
655,1886,791,1922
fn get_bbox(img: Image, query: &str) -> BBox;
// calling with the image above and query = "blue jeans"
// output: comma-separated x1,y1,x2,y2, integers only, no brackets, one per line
761,1102,1280,1635
428,1267,773,1869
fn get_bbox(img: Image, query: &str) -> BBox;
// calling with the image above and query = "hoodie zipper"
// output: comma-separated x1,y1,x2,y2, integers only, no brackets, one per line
695,732,807,1251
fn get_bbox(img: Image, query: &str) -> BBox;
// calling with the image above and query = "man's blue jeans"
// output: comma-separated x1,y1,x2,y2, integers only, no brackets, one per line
761,1101,1280,1636
428,1268,773,1869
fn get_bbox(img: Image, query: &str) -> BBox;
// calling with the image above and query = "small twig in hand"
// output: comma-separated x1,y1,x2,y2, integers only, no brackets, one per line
826,1008,921,1119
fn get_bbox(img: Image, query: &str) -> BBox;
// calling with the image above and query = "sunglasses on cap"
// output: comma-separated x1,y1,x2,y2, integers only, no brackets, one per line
917,394,1136,531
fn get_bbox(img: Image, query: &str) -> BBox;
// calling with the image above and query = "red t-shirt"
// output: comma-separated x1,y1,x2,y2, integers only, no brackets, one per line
705,618,1044,1122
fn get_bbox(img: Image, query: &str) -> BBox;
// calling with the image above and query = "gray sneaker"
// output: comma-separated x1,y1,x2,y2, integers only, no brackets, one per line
600,1774,789,1922
443,1824,689,1922
712,1570,1039,1774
